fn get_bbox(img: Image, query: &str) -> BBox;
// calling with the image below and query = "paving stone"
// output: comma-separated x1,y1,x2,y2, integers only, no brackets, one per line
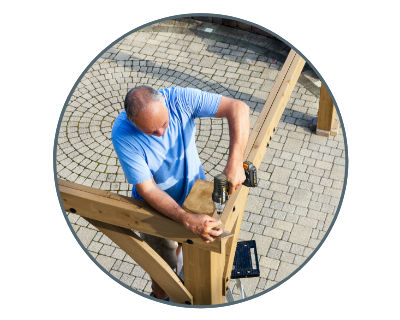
76,228,96,247
324,187,342,198
290,244,305,255
110,270,123,280
280,252,295,263
308,238,320,249
96,255,116,272
332,180,344,190
131,266,146,277
277,240,292,252
298,216,318,228
307,209,326,221
241,220,252,231
270,238,279,248
259,256,280,270
279,203,294,214
111,248,126,260
267,247,283,260
311,184,325,193
88,242,103,253
294,255,307,266
295,207,308,216
247,213,262,224
289,224,313,246
272,192,291,203
272,210,287,223
119,261,134,274
260,216,275,227
273,220,293,232
250,223,265,234
275,262,298,282
306,166,324,177
140,44,158,56
270,167,292,185
290,188,312,207
245,195,265,214
321,203,335,214
99,245,115,256
120,274,135,286
309,134,328,145
285,213,299,223
263,227,284,239
330,164,345,180
315,160,333,170
239,229,253,241
282,137,302,154
251,234,272,255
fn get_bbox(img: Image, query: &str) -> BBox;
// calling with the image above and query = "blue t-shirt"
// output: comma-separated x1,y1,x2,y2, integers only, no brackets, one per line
111,87,222,206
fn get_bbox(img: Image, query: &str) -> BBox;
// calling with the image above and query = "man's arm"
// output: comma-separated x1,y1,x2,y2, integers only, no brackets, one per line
214,96,250,194
136,178,223,243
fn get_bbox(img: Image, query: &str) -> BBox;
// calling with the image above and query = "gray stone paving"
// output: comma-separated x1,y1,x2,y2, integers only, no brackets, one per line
56,17,346,303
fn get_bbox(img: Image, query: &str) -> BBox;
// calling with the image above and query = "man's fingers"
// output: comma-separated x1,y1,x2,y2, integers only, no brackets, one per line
207,219,221,228
209,228,223,237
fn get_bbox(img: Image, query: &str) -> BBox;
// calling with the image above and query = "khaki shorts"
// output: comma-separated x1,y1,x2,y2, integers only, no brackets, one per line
139,232,178,270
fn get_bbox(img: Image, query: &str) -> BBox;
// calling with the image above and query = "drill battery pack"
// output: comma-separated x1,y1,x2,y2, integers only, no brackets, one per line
242,161,258,188
231,240,260,279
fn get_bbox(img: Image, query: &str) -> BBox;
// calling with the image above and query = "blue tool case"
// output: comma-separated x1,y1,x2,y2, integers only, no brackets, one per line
231,240,260,279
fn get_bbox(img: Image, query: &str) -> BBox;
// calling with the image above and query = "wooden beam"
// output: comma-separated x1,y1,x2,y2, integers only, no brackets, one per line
182,242,226,305
58,179,221,253
220,49,305,291
218,49,305,231
221,187,249,293
246,51,306,168
316,83,338,137
86,218,193,305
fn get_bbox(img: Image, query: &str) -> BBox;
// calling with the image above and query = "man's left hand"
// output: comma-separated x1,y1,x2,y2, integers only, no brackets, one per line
222,161,246,195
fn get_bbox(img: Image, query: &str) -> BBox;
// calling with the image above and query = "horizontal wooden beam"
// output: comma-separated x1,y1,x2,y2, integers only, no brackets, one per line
87,218,193,304
58,179,221,253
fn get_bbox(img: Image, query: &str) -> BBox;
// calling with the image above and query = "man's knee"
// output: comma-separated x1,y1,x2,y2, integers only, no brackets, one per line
139,232,178,269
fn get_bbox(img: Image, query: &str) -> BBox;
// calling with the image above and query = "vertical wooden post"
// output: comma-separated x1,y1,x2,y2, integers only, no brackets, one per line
316,83,339,136
182,244,226,305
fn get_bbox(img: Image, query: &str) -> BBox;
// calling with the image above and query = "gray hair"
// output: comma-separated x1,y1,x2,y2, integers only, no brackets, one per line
124,86,166,123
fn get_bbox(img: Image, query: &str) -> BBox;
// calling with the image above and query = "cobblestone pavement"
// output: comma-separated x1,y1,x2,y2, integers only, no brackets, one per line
56,18,346,303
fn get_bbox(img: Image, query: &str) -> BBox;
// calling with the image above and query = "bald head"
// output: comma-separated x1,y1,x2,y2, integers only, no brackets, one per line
124,86,166,123
124,86,169,136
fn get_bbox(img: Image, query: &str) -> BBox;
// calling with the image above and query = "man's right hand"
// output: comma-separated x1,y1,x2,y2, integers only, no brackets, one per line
184,213,223,243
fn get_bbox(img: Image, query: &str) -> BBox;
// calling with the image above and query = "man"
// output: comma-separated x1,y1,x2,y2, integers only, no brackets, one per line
111,85,249,301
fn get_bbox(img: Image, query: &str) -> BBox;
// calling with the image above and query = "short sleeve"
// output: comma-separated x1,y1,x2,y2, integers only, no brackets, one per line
174,87,222,119
111,135,152,186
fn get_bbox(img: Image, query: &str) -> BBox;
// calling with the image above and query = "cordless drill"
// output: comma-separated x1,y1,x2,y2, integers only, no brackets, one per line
212,161,258,219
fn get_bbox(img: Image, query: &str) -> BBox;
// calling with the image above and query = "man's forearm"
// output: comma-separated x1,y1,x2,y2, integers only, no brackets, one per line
226,101,250,166
140,183,189,228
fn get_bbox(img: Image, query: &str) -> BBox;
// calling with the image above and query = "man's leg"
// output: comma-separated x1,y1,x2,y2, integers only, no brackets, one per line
139,233,178,300
176,243,182,256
